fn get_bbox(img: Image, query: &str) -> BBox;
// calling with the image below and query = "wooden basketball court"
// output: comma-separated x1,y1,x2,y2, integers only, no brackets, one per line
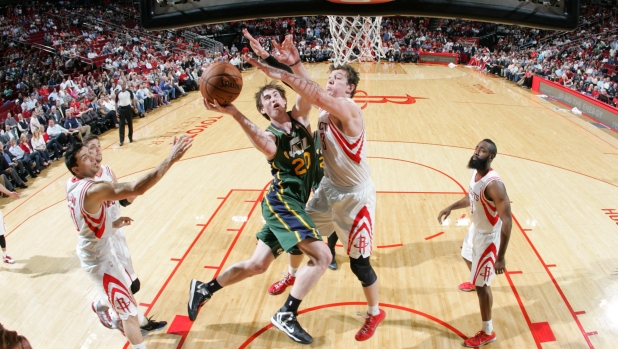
1,62,617,349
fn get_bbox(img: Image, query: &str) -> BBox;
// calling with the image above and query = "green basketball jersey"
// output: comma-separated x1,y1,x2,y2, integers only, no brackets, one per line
266,115,317,204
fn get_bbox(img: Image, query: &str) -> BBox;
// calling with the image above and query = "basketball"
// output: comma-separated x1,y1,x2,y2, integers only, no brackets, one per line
199,62,243,105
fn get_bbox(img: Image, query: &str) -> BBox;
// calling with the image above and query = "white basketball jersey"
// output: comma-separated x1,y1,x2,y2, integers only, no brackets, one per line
469,169,503,234
66,177,115,267
317,98,371,187
95,165,121,221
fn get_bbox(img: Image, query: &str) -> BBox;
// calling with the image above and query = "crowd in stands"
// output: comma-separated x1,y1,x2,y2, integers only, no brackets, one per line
0,1,616,193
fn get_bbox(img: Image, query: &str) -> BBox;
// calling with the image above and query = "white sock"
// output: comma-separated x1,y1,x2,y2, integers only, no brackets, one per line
367,304,380,316
289,266,298,277
138,312,148,327
131,343,147,349
482,320,493,334
2,251,6,258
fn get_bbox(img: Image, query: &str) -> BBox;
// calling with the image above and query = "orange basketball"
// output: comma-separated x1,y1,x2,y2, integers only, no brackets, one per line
199,62,243,105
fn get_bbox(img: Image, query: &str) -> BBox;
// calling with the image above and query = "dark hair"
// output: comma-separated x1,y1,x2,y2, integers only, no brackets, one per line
82,133,99,145
65,143,85,176
254,81,287,120
0,323,21,349
482,138,497,156
329,64,360,97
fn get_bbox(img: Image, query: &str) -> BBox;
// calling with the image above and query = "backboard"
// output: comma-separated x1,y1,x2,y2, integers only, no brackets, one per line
140,0,579,31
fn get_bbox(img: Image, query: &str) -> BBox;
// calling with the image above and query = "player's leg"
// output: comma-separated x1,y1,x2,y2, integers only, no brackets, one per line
463,231,500,348
0,211,13,264
327,232,338,270
268,250,304,295
459,226,475,292
330,180,385,341
187,236,275,321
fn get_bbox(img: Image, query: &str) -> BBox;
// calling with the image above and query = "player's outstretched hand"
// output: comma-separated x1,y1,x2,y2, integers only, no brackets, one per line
8,191,19,200
244,54,286,80
169,134,193,163
242,29,268,59
437,207,451,224
272,34,300,65
113,216,134,228
202,98,239,117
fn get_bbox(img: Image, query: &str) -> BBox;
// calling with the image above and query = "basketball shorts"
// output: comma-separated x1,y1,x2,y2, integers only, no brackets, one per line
0,210,5,236
466,229,501,287
83,254,139,321
257,193,322,258
111,229,137,281
306,177,376,259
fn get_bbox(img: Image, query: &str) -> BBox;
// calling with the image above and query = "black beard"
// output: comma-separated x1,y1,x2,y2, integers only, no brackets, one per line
467,155,489,170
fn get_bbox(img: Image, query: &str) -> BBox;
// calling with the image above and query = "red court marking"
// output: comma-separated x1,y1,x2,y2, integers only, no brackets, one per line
196,224,206,227
139,303,151,307
368,156,467,193
4,174,68,218
507,271,523,275
367,140,618,189
203,266,218,269
226,228,240,231
513,215,594,348
166,315,192,338
238,302,467,349
575,311,587,315
377,244,403,248
244,200,259,203
546,264,557,268
523,228,532,231
586,331,598,336
530,322,556,343
335,244,343,247
170,258,181,262
376,191,464,195
505,270,542,349
424,232,445,240
459,214,466,219
5,199,63,238
217,197,226,199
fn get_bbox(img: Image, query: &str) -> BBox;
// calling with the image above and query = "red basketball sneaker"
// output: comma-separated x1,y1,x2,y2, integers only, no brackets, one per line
463,330,497,347
459,281,476,292
91,301,113,329
268,272,295,295
355,309,386,341
3,255,14,264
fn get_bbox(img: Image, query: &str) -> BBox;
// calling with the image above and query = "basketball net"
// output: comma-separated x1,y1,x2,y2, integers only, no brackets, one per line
327,15,385,66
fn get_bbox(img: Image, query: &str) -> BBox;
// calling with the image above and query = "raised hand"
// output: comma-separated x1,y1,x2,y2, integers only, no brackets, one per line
242,29,269,59
169,134,193,162
272,34,300,65
243,54,286,80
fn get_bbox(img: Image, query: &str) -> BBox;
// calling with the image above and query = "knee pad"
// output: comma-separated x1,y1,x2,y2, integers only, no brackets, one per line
289,248,303,256
349,256,377,287
131,278,141,294
0,235,5,249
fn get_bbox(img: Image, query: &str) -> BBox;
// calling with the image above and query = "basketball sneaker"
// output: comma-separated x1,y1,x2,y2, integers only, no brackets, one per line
270,310,313,344
328,257,338,270
463,330,497,347
459,282,476,292
188,279,212,321
355,309,386,341
91,301,113,329
140,316,168,336
2,255,14,264
268,272,296,295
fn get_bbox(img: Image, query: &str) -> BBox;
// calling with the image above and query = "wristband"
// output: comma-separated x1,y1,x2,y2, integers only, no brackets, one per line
289,59,302,67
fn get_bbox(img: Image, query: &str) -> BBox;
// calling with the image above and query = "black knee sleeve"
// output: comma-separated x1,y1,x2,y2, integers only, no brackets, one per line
131,278,141,294
0,235,5,249
289,247,303,255
349,255,377,287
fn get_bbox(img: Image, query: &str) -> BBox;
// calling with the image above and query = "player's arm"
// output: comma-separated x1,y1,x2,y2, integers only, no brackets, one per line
244,55,358,123
83,135,192,213
485,181,512,274
110,168,135,205
202,99,277,159
437,195,469,224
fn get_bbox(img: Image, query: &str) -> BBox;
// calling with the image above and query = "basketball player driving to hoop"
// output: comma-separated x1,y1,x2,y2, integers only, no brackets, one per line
245,53,386,341
65,135,192,349
437,139,512,347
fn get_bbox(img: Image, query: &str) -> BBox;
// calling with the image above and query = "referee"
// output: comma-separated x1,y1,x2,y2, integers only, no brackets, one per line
115,83,137,146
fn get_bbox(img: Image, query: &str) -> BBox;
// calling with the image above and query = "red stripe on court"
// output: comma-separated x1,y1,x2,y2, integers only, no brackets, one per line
546,264,557,268
203,266,218,269
505,270,542,349
139,303,151,307
425,232,444,240
523,228,532,231
575,311,586,315
530,322,556,343
170,258,181,262
377,244,403,248
586,331,598,336
506,271,523,275
227,228,240,231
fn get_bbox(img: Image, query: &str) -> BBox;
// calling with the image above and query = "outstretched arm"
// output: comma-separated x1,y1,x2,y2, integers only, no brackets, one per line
203,98,277,159
84,135,192,213
244,55,358,124
485,181,511,274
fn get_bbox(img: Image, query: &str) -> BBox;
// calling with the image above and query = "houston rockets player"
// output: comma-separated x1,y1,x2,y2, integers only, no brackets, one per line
82,134,166,335
438,139,512,347
65,135,192,349
245,55,385,341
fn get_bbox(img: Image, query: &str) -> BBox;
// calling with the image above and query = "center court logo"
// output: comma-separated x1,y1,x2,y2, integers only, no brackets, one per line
353,90,428,110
